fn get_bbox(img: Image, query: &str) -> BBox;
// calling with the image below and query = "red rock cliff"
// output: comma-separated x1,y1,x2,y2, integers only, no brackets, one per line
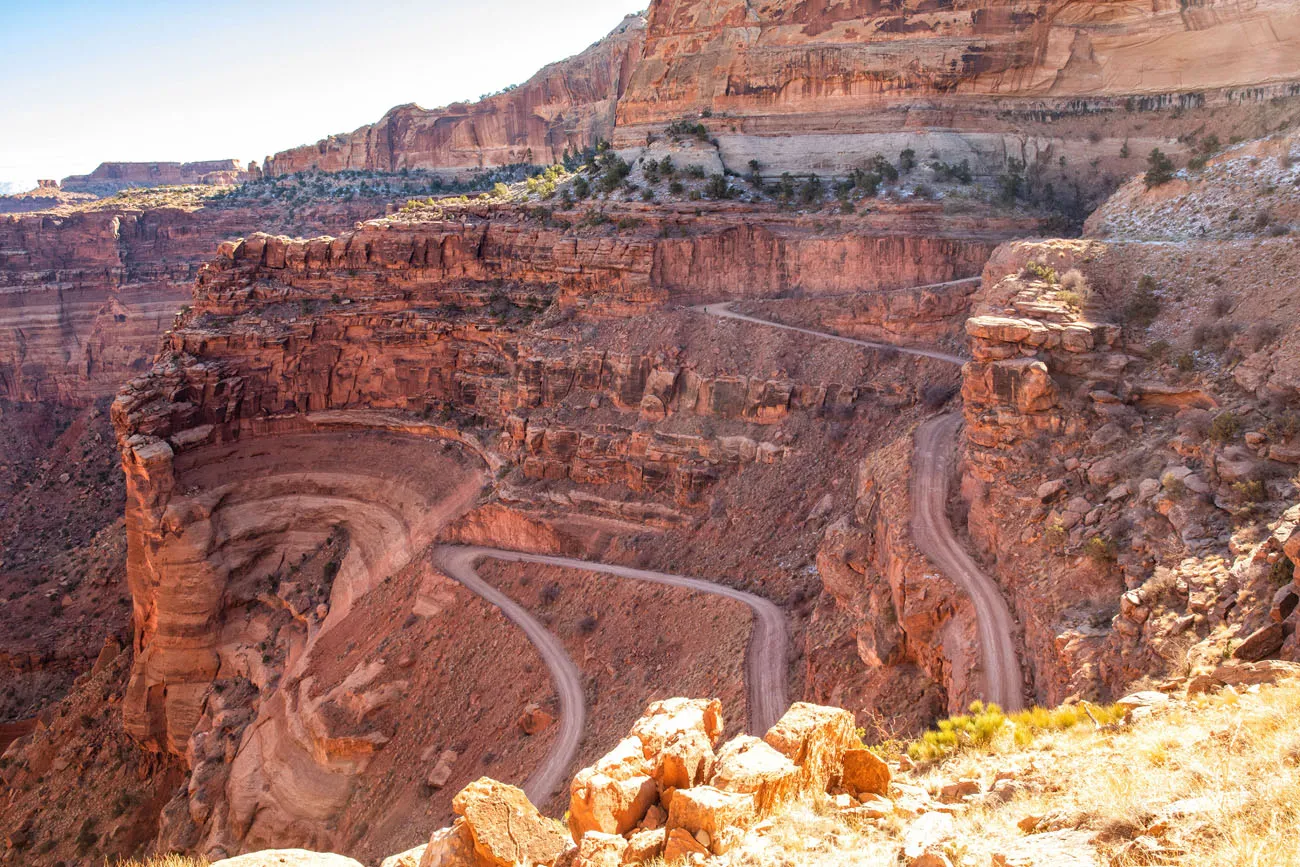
264,15,647,176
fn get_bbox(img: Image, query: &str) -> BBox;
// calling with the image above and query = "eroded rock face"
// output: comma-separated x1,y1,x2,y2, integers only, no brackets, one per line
265,15,647,176
263,0,1300,189
61,160,255,195
616,0,1300,178
0,199,387,403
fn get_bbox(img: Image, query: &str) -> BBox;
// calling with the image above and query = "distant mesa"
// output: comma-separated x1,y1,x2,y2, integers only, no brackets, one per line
58,158,258,195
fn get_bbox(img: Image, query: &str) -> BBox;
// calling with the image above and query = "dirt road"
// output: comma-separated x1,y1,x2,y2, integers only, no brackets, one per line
433,544,790,804
911,414,1024,711
698,301,969,365
700,302,1025,711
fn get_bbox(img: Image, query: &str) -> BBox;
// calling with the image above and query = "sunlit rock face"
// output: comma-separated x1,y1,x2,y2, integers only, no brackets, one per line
613,0,1300,177
264,15,648,176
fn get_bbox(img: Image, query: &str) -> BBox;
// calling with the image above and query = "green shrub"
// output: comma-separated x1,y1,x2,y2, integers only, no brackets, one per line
1022,259,1058,285
1208,411,1241,443
1145,148,1176,188
906,700,1127,762
1125,275,1162,326
1084,535,1118,565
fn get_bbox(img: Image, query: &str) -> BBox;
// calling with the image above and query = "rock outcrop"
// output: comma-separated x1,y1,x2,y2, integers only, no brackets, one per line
0,197,390,403
273,0,1300,193
60,160,255,195
265,15,647,176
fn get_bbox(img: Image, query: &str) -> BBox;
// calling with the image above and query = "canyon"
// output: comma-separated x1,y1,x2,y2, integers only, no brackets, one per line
2,0,1300,865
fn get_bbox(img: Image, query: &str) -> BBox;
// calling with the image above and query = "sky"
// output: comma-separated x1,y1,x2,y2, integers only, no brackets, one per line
0,0,640,190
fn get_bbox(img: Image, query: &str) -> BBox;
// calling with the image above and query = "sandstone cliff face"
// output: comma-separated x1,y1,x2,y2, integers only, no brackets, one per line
614,0,1300,178
0,200,389,403
264,15,646,177
264,0,1300,187
104,198,1002,857
957,218,1300,704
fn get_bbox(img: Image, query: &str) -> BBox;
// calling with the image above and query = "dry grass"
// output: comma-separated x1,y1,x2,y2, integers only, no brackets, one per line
722,679,1300,867
113,856,207,867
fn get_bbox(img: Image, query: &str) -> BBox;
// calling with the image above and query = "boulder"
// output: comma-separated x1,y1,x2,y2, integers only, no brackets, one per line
709,735,801,817
624,827,666,863
452,778,569,867
841,748,891,798
938,779,980,803
210,852,364,867
569,737,658,837
1233,623,1289,662
426,750,458,789
663,828,709,862
381,847,427,867
630,698,723,755
419,824,479,867
666,785,756,854
517,703,554,736
574,832,627,867
654,726,716,790
762,702,858,794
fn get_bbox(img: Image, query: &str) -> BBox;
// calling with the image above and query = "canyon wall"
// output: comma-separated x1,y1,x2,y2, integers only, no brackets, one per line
0,200,390,404
103,200,1006,856
263,15,646,176
269,1,1300,186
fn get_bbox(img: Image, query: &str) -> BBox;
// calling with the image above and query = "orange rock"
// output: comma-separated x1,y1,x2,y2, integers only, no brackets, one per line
568,737,658,838
762,702,858,795
451,778,569,867
709,735,801,817
841,748,892,798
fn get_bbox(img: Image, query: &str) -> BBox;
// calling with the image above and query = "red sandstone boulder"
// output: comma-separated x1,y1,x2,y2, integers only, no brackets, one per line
568,737,658,838
762,702,858,795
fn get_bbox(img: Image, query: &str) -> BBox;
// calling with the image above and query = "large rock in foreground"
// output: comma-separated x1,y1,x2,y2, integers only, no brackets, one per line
421,778,569,867
211,851,364,867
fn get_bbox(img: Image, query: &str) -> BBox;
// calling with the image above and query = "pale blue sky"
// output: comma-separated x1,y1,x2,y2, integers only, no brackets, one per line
0,1,639,189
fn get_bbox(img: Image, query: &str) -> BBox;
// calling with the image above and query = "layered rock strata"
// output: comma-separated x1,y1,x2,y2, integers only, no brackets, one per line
265,15,647,176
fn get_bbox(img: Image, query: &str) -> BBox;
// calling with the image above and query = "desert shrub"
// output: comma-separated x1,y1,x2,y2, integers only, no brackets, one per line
998,158,1025,204
1192,321,1238,353
1060,268,1089,293
669,180,684,195
1208,411,1241,443
1021,259,1058,284
1269,556,1295,587
1044,518,1068,549
799,174,824,204
1161,471,1189,499
1085,535,1118,565
578,615,598,634
1144,148,1176,188
1263,410,1300,442
1175,352,1196,372
1125,275,1162,326
899,148,917,173
541,583,562,604
1212,294,1237,317
1246,322,1281,352
1233,480,1268,503
664,119,710,141
572,176,590,199
704,174,734,199
930,159,973,184
906,700,1126,762
685,165,707,180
